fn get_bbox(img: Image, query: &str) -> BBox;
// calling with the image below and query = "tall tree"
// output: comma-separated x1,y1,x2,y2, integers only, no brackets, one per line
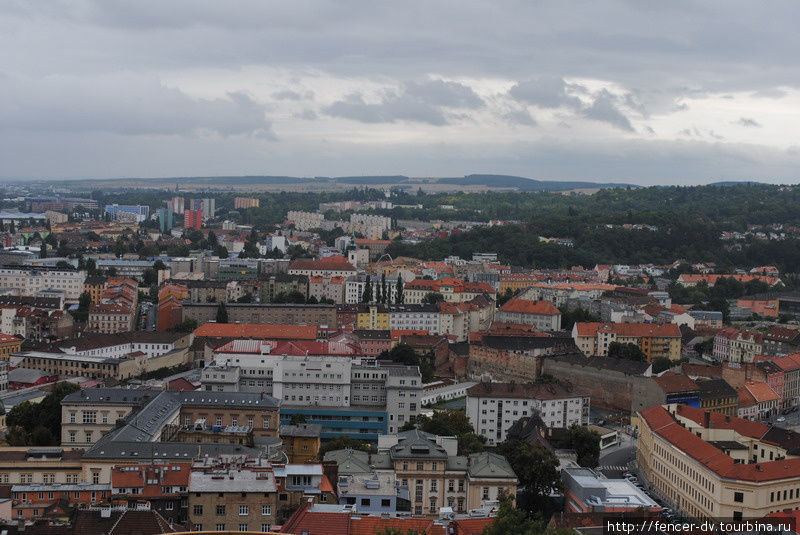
39,243,47,259
361,275,373,303
380,272,388,303
395,274,404,304
216,302,228,323
375,277,382,304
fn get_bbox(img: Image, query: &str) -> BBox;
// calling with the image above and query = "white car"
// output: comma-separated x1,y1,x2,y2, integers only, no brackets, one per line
777,417,786,422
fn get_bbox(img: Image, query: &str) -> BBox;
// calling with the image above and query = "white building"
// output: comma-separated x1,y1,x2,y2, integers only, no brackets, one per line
287,211,325,231
344,275,399,304
261,235,287,255
466,382,590,446
0,266,86,304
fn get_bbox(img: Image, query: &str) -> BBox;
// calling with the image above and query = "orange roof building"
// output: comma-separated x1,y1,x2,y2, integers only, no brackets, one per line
572,322,681,361
638,404,800,519
496,298,562,330
193,323,318,340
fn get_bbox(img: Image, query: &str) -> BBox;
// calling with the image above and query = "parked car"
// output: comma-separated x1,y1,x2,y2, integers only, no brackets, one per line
777,417,786,422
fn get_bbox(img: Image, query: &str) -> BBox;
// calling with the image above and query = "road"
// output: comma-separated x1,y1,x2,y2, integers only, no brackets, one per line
598,432,636,472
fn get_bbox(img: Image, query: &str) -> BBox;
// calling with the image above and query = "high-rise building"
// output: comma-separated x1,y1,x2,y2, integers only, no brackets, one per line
234,197,260,209
184,209,203,230
157,207,173,233
168,196,185,214
191,198,216,221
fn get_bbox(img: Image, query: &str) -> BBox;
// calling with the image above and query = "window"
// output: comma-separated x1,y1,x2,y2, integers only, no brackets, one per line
193,505,203,516
165,502,174,510
92,472,100,484
216,505,225,515
239,505,249,516
238,524,248,532
68,431,76,443
262,505,271,515
482,487,490,500
193,524,202,532
215,524,225,532
733,492,744,503
381,499,391,507
261,524,271,532
83,411,97,424
416,462,424,471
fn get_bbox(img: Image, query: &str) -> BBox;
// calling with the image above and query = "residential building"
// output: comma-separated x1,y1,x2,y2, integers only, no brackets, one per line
308,276,346,304
110,463,190,524
637,404,800,519
0,265,86,304
280,424,322,464
326,429,517,516
762,326,800,356
349,214,391,240
0,334,22,359
496,298,562,330
697,378,739,417
572,322,682,361
183,209,202,230
61,387,281,448
181,303,337,328
104,204,149,223
259,274,308,303
403,278,496,305
206,347,422,438
466,382,590,446
286,211,324,231
288,256,357,278
713,328,764,363
234,197,260,209
345,274,400,304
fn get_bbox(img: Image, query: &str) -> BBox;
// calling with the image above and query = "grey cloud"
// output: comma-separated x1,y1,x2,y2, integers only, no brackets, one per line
323,80,483,125
0,74,274,138
581,91,634,131
737,117,762,127
293,109,318,120
752,88,787,99
503,108,537,126
509,77,583,109
272,90,305,101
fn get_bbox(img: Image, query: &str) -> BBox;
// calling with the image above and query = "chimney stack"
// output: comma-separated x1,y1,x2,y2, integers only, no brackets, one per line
703,411,710,428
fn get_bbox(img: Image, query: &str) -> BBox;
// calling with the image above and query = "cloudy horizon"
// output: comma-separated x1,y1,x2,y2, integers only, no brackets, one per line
2,1,800,185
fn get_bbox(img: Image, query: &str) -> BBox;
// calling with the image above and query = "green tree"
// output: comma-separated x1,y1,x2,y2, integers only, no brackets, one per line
406,410,486,455
39,243,47,258
172,319,198,333
317,435,374,461
290,413,307,425
380,272,388,304
482,493,547,535
496,439,561,515
497,288,514,307
395,274,404,304
567,425,601,468
361,275,373,303
607,342,645,361
216,302,229,323
651,357,675,374
422,292,445,304
6,382,79,445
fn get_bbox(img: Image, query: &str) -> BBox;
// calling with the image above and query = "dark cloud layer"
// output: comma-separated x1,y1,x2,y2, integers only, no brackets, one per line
0,1,798,183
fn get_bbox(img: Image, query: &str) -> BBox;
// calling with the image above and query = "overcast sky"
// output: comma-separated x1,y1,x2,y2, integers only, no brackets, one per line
2,1,800,185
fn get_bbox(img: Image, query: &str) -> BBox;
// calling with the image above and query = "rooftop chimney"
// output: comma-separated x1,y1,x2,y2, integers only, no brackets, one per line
703,411,710,429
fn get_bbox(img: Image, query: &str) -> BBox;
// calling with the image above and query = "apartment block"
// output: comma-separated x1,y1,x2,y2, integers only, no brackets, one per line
572,322,681,361
466,381,590,446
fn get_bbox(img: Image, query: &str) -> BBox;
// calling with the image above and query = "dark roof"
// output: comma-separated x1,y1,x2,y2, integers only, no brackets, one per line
708,440,749,451
467,381,583,400
697,378,737,400
0,295,62,309
481,335,574,351
280,424,322,438
547,352,651,375
55,331,185,351
756,360,784,375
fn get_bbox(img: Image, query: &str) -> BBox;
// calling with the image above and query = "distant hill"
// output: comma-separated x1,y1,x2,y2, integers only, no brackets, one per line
437,174,637,191
334,176,409,184
706,181,766,186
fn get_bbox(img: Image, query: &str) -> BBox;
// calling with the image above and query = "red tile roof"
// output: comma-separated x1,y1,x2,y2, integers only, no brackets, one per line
350,517,443,535
280,502,351,535
500,298,560,316
640,405,800,482
575,322,680,338
653,372,698,393
744,380,781,403
674,404,769,438
289,256,356,272
193,323,318,340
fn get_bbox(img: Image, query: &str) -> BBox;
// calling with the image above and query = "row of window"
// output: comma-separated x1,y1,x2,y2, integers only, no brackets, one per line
194,504,271,516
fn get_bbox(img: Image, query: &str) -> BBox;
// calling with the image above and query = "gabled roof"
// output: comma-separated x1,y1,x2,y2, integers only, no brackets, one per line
193,323,318,339
289,256,356,272
653,372,698,394
499,298,560,316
